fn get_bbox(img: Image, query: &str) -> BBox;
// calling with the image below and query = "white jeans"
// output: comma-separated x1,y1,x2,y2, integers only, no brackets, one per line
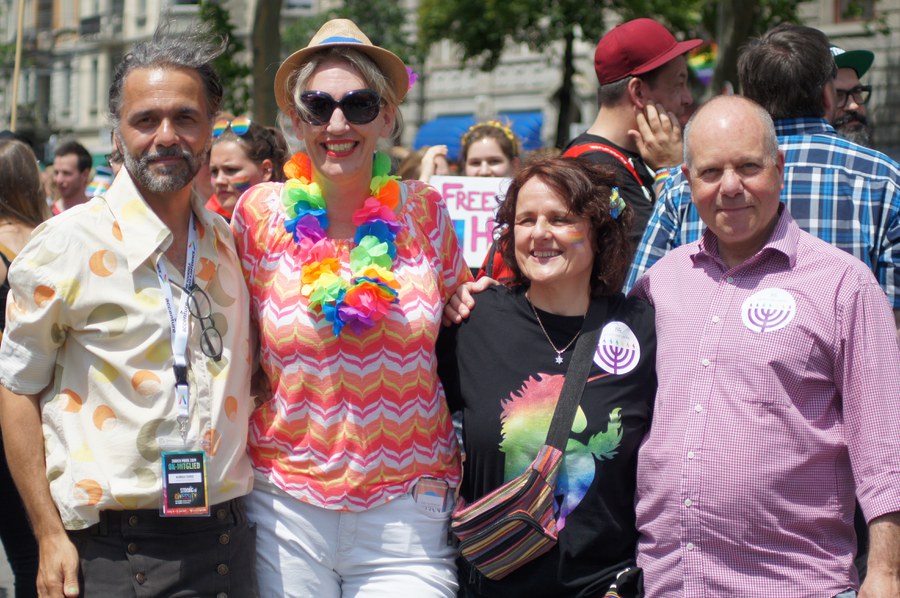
245,483,458,598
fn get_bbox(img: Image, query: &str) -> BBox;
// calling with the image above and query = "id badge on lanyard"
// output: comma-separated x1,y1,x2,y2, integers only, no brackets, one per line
156,214,209,516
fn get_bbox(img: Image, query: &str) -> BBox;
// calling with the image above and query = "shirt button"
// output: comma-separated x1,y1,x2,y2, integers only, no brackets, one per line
701,358,710,367
217,564,229,576
135,572,146,585
686,542,695,551
128,515,139,527
216,508,228,520
127,542,138,554
684,498,693,507
711,315,720,323
694,404,703,413
726,276,734,283
217,594,228,598
219,533,231,545
687,451,695,459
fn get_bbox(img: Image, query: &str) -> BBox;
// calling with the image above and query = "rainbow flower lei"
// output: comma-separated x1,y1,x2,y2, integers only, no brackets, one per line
281,151,402,336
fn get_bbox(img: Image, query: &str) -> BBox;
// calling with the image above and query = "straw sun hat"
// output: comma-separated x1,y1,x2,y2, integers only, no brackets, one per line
274,18,410,115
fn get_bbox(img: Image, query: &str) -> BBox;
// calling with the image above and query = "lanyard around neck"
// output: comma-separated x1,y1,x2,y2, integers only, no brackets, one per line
154,213,199,446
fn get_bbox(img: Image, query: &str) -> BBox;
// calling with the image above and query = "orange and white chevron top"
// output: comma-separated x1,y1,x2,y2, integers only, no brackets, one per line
232,179,471,510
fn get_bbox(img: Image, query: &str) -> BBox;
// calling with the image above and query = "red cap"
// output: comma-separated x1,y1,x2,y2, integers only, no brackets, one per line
594,18,703,85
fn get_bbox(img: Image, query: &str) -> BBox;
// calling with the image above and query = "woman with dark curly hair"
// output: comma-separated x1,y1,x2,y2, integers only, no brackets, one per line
438,156,657,597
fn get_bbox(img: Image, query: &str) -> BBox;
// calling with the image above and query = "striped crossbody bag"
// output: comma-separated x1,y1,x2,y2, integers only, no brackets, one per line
449,300,606,581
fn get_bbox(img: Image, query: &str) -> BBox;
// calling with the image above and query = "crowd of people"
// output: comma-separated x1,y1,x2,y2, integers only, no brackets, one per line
0,12,897,598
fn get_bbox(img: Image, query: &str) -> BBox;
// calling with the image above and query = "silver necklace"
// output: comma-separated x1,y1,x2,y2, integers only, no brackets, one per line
528,297,582,364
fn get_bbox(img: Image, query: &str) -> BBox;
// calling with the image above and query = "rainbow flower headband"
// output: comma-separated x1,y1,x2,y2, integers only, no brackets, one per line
281,151,401,336
461,119,519,157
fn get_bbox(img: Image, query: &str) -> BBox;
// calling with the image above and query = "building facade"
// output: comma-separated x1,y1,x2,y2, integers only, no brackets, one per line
1,0,897,165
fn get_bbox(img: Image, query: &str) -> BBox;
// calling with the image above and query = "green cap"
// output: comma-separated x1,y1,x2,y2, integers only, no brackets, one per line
830,46,874,78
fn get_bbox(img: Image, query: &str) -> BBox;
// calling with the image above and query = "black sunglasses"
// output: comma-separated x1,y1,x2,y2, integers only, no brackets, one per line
298,89,382,126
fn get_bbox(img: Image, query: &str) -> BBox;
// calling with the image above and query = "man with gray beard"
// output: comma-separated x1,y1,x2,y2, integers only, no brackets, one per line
0,24,258,598
830,45,875,147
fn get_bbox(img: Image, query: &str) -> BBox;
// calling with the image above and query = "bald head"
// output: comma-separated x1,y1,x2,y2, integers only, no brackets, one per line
683,96,779,168
681,95,786,268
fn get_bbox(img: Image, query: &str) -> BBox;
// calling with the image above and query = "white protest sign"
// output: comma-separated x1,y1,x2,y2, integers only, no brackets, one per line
430,175,510,268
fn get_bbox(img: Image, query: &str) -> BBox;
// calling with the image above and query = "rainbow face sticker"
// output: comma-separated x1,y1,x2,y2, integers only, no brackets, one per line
230,175,252,193
564,228,588,246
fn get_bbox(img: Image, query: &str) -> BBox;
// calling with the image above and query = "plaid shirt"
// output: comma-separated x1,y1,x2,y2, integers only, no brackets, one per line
626,118,900,308
631,208,900,596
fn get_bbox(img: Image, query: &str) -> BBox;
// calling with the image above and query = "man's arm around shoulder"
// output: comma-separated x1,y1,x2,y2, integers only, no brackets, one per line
860,512,900,598
0,386,80,597
624,174,688,292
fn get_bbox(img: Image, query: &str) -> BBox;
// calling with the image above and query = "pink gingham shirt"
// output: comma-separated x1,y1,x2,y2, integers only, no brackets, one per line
631,207,900,597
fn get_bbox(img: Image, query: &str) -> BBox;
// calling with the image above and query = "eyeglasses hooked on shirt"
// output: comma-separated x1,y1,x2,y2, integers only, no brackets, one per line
170,281,224,362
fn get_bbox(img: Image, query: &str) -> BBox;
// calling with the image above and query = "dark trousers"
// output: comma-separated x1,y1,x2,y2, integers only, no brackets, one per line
0,431,39,598
68,498,258,598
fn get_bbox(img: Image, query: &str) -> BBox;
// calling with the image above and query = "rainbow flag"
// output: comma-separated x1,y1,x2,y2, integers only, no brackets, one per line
688,42,717,86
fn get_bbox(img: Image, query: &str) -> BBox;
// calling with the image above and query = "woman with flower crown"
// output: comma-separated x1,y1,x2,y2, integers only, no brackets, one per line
459,119,522,178
230,18,470,598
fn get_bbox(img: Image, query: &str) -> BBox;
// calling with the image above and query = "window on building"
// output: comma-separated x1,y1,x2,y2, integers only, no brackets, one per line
136,0,147,25
90,57,99,115
60,1,76,28
835,0,875,21
61,62,72,117
36,0,52,30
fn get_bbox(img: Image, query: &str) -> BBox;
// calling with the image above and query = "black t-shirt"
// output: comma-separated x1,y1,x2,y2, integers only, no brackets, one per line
438,286,657,597
563,133,656,251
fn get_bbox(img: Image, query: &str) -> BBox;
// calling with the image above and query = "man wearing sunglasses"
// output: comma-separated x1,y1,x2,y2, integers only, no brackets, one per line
0,24,257,598
830,45,875,148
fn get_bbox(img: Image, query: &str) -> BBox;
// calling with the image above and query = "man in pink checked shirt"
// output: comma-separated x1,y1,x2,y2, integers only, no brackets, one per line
630,94,900,597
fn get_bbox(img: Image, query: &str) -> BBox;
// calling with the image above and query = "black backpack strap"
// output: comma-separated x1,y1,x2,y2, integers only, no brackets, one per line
544,300,607,449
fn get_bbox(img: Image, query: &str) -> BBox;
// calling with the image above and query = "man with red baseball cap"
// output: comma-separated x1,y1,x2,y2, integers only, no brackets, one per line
564,18,702,248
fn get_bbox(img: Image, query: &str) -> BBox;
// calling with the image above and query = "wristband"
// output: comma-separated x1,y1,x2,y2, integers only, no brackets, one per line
654,168,672,184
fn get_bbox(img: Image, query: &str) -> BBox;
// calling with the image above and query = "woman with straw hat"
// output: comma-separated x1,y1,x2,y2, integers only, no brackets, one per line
231,18,470,597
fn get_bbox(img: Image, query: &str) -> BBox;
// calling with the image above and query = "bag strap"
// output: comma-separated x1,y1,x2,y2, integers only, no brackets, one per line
483,239,498,278
543,300,607,450
563,143,644,187
563,142,654,202
0,242,16,263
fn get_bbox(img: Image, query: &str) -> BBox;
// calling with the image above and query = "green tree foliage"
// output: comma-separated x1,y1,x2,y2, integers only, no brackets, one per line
283,0,419,65
418,0,863,145
704,0,804,97
199,0,251,116
417,0,706,147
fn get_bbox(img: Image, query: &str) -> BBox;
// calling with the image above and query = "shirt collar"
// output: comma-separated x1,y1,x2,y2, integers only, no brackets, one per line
101,169,235,272
774,117,837,138
693,205,799,270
